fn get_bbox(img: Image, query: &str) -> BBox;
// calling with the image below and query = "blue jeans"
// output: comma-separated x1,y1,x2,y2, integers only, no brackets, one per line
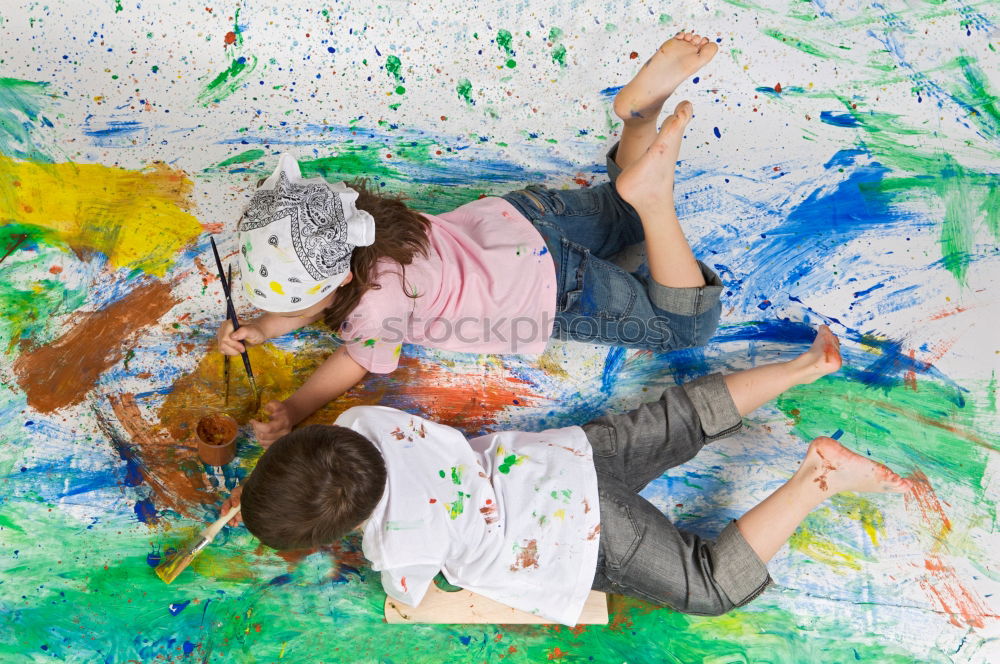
502,146,723,352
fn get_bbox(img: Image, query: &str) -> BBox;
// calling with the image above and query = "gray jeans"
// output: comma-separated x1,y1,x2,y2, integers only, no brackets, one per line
584,373,773,615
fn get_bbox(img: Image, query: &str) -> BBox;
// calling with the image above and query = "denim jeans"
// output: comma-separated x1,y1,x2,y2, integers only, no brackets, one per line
501,144,723,352
582,373,773,615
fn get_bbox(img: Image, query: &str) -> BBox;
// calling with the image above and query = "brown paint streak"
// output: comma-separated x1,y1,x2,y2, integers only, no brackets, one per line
108,393,218,515
509,539,539,572
14,281,178,412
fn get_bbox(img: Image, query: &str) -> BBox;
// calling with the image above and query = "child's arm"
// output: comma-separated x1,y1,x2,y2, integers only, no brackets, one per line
251,345,368,445
217,311,326,355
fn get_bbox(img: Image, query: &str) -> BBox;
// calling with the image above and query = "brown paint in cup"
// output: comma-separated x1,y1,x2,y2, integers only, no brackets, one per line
196,413,238,466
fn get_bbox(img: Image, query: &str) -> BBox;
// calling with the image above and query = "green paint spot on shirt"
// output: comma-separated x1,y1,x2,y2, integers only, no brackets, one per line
548,27,563,42
438,469,446,478
450,466,463,485
394,85,406,95
505,59,516,69
498,454,521,474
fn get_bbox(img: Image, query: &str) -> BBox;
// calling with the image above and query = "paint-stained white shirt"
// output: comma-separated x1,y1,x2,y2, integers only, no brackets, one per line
340,406,600,626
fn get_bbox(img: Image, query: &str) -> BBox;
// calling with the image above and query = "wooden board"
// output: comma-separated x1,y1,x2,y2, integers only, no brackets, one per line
384,585,608,625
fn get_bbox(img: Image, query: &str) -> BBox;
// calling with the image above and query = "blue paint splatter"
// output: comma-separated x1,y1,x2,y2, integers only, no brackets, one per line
819,111,859,127
134,498,158,524
269,573,293,586
168,600,191,616
713,126,721,138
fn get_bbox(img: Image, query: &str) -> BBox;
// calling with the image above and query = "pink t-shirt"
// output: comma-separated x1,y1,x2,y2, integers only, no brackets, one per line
341,197,556,373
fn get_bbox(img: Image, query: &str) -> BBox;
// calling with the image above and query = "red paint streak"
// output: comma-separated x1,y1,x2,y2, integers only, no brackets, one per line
401,576,408,592
224,31,237,45
548,647,568,660
48,265,63,274
586,524,601,541
629,51,638,59
774,82,782,93
429,498,437,504
904,350,918,391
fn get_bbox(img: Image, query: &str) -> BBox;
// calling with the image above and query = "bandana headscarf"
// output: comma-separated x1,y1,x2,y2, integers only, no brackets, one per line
237,153,375,312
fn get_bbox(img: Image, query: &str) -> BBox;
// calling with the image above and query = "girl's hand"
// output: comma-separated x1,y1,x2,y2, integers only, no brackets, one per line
252,400,295,446
217,320,266,355
221,485,243,527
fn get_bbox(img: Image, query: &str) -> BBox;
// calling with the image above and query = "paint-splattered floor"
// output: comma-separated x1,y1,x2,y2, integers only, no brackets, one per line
1,1,998,662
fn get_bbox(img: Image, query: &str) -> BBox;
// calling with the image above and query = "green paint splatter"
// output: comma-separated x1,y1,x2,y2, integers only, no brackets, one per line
113,0,122,13
0,78,55,162
363,338,377,347
496,29,513,56
386,55,402,82
547,27,562,42
449,466,463,485
498,454,523,474
197,55,259,106
551,44,567,67
762,28,845,59
456,78,474,105
394,85,406,95
445,491,468,519
213,148,265,169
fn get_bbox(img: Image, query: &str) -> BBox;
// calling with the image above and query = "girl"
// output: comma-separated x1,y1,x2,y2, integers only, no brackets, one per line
218,31,722,444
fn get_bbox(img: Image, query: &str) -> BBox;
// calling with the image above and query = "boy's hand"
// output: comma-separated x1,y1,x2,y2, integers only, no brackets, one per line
221,485,243,526
217,319,266,356
252,400,294,446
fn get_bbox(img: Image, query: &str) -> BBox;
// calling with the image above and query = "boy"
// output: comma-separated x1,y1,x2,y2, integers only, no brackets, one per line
223,327,910,625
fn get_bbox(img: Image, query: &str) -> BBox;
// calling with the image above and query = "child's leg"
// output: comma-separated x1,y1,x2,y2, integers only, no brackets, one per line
737,437,909,563
615,102,705,288
612,32,718,171
584,326,843,492
724,325,841,415
592,438,908,616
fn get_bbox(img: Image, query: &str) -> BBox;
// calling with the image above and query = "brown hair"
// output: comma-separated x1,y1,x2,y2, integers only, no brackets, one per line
240,424,386,550
322,180,430,332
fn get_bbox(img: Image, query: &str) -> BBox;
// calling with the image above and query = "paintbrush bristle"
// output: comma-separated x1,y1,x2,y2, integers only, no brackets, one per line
154,551,196,584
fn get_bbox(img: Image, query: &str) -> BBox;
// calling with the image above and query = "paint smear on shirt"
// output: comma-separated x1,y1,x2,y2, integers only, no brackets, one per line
509,539,539,572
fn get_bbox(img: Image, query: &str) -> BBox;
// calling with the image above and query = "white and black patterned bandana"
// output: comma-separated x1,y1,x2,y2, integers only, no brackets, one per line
236,153,375,312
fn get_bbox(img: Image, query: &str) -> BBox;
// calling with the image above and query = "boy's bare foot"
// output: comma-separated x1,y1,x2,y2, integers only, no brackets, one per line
615,100,692,212
793,325,842,383
613,32,718,124
798,437,910,495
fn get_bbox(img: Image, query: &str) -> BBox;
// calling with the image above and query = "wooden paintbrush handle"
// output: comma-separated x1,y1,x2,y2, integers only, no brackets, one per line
201,504,242,541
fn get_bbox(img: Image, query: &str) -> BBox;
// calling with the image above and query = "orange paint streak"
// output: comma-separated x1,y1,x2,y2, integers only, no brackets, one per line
904,470,995,628
918,554,991,629
108,393,218,516
905,470,951,538
14,280,179,412
928,304,971,321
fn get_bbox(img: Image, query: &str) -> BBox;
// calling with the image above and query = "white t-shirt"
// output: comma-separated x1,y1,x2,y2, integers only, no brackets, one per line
338,406,600,626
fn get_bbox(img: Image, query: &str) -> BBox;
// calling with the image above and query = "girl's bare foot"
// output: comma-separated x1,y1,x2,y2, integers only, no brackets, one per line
792,324,843,383
613,32,718,124
615,100,692,212
797,437,909,496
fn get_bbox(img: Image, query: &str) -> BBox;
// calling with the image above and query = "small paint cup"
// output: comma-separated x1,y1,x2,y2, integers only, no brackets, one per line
196,413,238,466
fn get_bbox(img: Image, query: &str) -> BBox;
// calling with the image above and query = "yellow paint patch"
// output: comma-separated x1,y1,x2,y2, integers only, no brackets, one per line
553,509,566,520
0,156,203,276
306,282,324,295
269,281,284,294
831,493,886,547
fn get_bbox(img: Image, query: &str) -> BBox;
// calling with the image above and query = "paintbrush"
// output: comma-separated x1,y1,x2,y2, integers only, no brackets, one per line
209,237,261,412
224,263,232,407
155,504,241,584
